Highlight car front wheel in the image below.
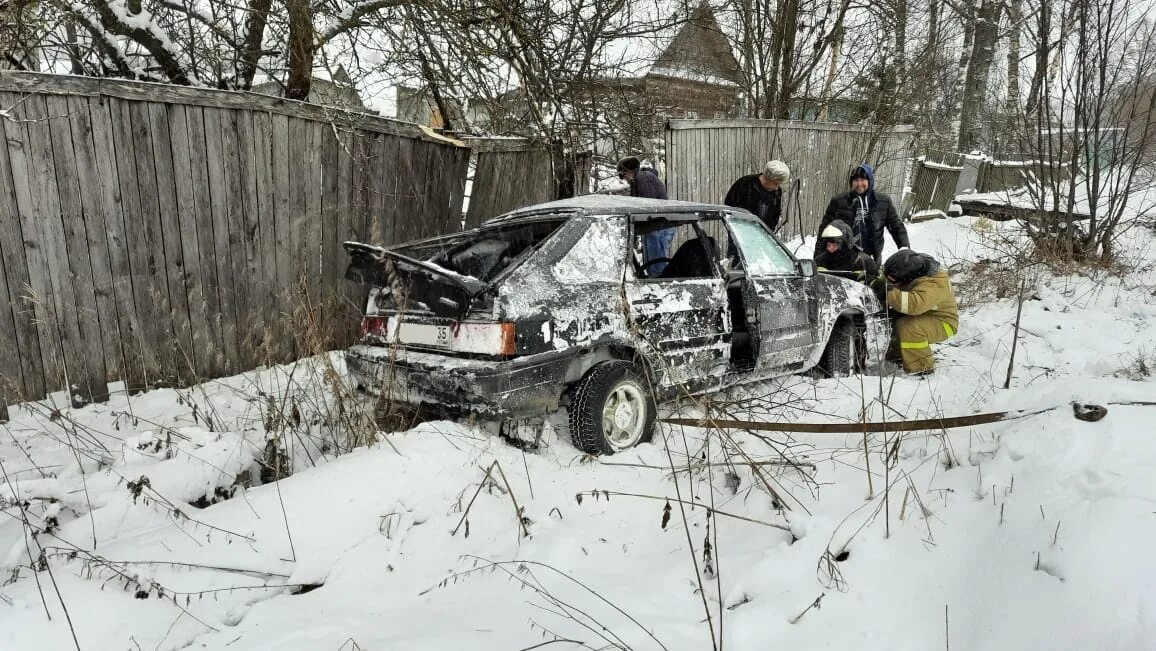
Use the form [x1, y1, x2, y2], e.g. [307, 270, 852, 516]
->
[568, 361, 656, 455]
[817, 318, 861, 377]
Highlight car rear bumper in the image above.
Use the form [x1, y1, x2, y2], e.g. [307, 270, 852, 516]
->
[344, 344, 575, 419]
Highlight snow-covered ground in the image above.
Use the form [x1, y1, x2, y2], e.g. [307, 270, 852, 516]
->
[3, 216, 1156, 650]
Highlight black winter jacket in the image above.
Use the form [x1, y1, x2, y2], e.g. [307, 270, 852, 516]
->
[724, 173, 783, 231]
[815, 219, 880, 282]
[630, 168, 668, 200]
[813, 163, 908, 263]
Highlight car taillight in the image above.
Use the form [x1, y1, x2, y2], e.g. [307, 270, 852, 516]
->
[451, 322, 516, 355]
[496, 323, 516, 356]
[361, 316, 387, 337]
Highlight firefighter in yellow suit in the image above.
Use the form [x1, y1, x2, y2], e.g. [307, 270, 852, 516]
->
[879, 249, 959, 376]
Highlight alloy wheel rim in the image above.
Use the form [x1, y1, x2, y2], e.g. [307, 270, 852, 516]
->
[602, 382, 648, 449]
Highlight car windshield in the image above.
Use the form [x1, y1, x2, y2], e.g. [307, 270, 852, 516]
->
[728, 218, 796, 276]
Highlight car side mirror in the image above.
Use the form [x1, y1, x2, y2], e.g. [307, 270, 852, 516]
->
[725, 268, 746, 283]
[797, 259, 816, 278]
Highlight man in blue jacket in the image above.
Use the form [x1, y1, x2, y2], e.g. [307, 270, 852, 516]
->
[814, 163, 909, 265]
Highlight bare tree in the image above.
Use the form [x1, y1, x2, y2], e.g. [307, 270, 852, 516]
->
[1008, 0, 1156, 261]
[717, 0, 852, 119]
[955, 0, 1002, 151]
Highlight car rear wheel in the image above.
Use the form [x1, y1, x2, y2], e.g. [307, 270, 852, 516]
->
[817, 318, 861, 377]
[568, 361, 656, 455]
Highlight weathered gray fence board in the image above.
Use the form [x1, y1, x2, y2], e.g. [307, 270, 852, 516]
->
[8, 95, 75, 398]
[319, 125, 342, 310]
[0, 108, 45, 404]
[145, 101, 197, 383]
[664, 119, 916, 241]
[0, 96, 46, 402]
[304, 120, 325, 315]
[121, 100, 170, 384]
[416, 141, 440, 240]
[905, 160, 963, 217]
[89, 96, 146, 390]
[45, 94, 109, 402]
[373, 133, 399, 245]
[202, 107, 242, 373]
[220, 110, 252, 364]
[0, 72, 559, 410]
[66, 95, 124, 383]
[466, 148, 554, 227]
[0, 248, 15, 419]
[332, 129, 360, 343]
[234, 110, 263, 360]
[166, 103, 214, 378]
[250, 110, 277, 362]
[182, 106, 225, 376]
[0, 181, 21, 417]
[270, 112, 293, 363]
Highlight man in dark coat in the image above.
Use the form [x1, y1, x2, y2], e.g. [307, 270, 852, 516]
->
[815, 219, 879, 282]
[814, 163, 909, 265]
[617, 156, 673, 273]
[618, 156, 667, 200]
[723, 160, 790, 232]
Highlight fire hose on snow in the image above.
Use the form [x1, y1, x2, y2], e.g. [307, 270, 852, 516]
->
[661, 401, 1156, 434]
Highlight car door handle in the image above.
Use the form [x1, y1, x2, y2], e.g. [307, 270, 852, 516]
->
[631, 298, 661, 306]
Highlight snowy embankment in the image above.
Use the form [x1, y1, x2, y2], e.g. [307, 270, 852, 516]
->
[3, 217, 1156, 650]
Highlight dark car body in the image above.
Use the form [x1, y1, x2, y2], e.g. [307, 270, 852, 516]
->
[344, 195, 889, 420]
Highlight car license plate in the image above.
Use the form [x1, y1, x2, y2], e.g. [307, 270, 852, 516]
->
[392, 321, 453, 349]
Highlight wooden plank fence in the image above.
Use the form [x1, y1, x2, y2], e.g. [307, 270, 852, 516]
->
[463, 138, 557, 227]
[0, 72, 555, 419]
[663, 119, 917, 241]
[904, 158, 964, 218]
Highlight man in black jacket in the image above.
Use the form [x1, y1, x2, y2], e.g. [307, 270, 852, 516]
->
[814, 163, 909, 265]
[723, 160, 790, 232]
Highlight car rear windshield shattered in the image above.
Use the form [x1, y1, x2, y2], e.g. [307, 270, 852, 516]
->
[371, 218, 567, 316]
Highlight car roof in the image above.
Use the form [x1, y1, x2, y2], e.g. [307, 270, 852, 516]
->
[484, 195, 737, 225]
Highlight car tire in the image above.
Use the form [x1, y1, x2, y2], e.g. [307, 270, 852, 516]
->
[817, 318, 860, 377]
[568, 361, 657, 455]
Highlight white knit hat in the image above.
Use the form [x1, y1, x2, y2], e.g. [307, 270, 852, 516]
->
[763, 160, 791, 184]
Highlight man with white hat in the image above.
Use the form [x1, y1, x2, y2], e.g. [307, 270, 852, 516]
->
[723, 160, 791, 232]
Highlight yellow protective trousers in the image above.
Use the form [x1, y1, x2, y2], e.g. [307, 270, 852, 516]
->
[893, 314, 957, 373]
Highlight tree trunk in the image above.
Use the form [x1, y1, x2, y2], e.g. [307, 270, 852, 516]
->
[284, 0, 314, 101]
[956, 0, 1003, 152]
[927, 0, 939, 55]
[773, 0, 799, 118]
[948, 0, 976, 146]
[238, 0, 273, 89]
[1005, 0, 1021, 115]
[1024, 0, 1051, 117]
[66, 21, 84, 74]
[766, 0, 785, 117]
[818, 26, 843, 121]
[891, 0, 908, 122]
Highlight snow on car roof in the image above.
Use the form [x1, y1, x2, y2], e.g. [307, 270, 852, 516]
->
[488, 195, 733, 223]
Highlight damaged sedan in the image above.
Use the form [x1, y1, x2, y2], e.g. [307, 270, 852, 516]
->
[343, 195, 889, 455]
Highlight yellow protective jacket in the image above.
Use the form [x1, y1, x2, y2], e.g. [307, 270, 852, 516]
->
[886, 269, 959, 330]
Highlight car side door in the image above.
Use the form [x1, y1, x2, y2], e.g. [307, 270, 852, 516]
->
[726, 216, 818, 372]
[624, 212, 731, 393]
